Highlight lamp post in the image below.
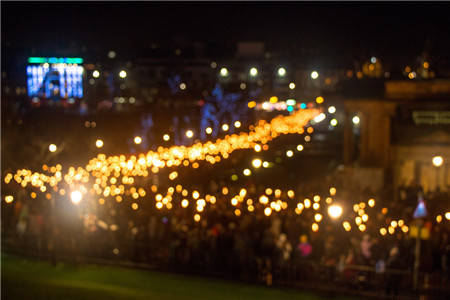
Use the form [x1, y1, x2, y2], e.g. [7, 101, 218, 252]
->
[432, 155, 443, 190]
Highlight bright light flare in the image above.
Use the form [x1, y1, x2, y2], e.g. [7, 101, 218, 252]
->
[328, 204, 343, 219]
[70, 190, 82, 205]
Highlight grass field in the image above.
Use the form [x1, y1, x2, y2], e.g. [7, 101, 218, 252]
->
[2, 253, 357, 300]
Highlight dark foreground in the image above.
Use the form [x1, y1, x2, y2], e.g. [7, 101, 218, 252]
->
[2, 253, 359, 300]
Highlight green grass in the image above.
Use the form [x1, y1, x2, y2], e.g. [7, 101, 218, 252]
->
[2, 253, 356, 300]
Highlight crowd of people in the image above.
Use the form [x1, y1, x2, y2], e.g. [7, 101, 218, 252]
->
[3, 175, 449, 296]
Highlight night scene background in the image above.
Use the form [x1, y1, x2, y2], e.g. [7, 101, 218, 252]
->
[1, 2, 450, 300]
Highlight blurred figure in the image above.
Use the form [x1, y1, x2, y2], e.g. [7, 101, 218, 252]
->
[385, 246, 402, 298]
[297, 234, 312, 258]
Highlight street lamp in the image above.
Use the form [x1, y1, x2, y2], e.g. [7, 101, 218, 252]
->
[252, 158, 262, 168]
[249, 67, 258, 77]
[48, 144, 57, 152]
[92, 70, 100, 78]
[134, 136, 142, 144]
[186, 130, 194, 138]
[220, 67, 228, 77]
[352, 115, 360, 125]
[95, 139, 104, 148]
[311, 71, 319, 79]
[277, 67, 286, 77]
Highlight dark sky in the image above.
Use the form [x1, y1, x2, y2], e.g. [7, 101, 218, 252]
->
[2, 1, 450, 67]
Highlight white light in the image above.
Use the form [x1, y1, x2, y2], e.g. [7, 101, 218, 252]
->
[311, 71, 319, 79]
[371, 57, 377, 63]
[186, 130, 194, 138]
[205, 127, 212, 134]
[220, 67, 228, 77]
[95, 139, 104, 148]
[330, 119, 338, 126]
[70, 190, 82, 205]
[179, 83, 186, 90]
[289, 82, 296, 89]
[134, 136, 142, 144]
[92, 70, 100, 78]
[243, 168, 251, 176]
[240, 83, 246, 90]
[108, 51, 116, 59]
[328, 106, 336, 114]
[432, 156, 444, 167]
[278, 67, 286, 76]
[352, 115, 360, 125]
[48, 144, 57, 152]
[250, 67, 258, 77]
[262, 161, 269, 168]
[119, 70, 127, 78]
[163, 134, 170, 141]
[252, 158, 262, 168]
[314, 113, 326, 123]
[222, 124, 229, 131]
[328, 204, 343, 219]
[297, 144, 304, 151]
[210, 62, 217, 69]
[234, 121, 241, 128]
[286, 150, 294, 157]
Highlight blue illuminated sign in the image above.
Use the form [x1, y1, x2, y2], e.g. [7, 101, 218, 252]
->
[26, 59, 84, 99]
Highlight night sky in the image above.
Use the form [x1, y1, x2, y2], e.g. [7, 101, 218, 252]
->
[2, 2, 450, 67]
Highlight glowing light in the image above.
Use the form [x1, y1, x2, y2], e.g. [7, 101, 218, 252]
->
[328, 106, 336, 114]
[312, 223, 319, 232]
[4, 195, 14, 203]
[391, 220, 398, 228]
[388, 226, 395, 234]
[436, 215, 442, 223]
[259, 195, 269, 204]
[296, 145, 304, 152]
[289, 82, 296, 89]
[352, 116, 360, 125]
[194, 214, 201, 222]
[243, 168, 251, 176]
[192, 191, 200, 199]
[252, 158, 262, 168]
[179, 83, 186, 90]
[119, 70, 127, 78]
[358, 224, 366, 232]
[134, 136, 142, 144]
[286, 150, 294, 157]
[432, 156, 443, 167]
[328, 205, 343, 219]
[222, 124, 229, 131]
[408, 72, 416, 79]
[249, 67, 258, 77]
[368, 199, 375, 207]
[262, 161, 269, 168]
[95, 139, 104, 148]
[247, 101, 256, 108]
[240, 83, 246, 90]
[92, 70, 100, 78]
[380, 228, 387, 236]
[343, 221, 351, 231]
[205, 127, 212, 134]
[254, 144, 262, 152]
[304, 199, 311, 208]
[362, 214, 369, 222]
[370, 57, 377, 64]
[132, 203, 139, 210]
[270, 96, 278, 103]
[163, 134, 170, 141]
[314, 213, 323, 222]
[277, 67, 286, 76]
[401, 226, 409, 233]
[314, 113, 326, 123]
[329, 187, 336, 196]
[315, 96, 324, 104]
[330, 119, 338, 126]
[445, 212, 450, 220]
[185, 130, 194, 138]
[234, 121, 242, 128]
[264, 207, 272, 216]
[70, 190, 82, 205]
[220, 67, 228, 77]
[49, 144, 57, 152]
[311, 71, 319, 79]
